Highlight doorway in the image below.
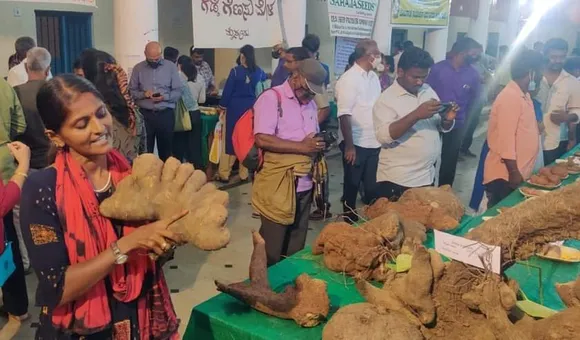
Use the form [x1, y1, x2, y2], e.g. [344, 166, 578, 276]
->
[35, 11, 93, 75]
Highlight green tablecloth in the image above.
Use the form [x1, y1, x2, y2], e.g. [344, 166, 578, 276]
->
[201, 114, 219, 168]
[185, 146, 580, 339]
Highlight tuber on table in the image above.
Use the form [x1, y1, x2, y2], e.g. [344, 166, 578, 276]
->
[364, 185, 464, 231]
[556, 276, 580, 308]
[322, 303, 424, 340]
[99, 154, 230, 251]
[215, 231, 329, 327]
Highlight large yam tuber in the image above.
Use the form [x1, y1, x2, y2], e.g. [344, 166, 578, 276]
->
[466, 181, 580, 261]
[322, 303, 424, 340]
[556, 276, 580, 307]
[215, 231, 329, 327]
[100, 154, 230, 250]
[364, 186, 464, 231]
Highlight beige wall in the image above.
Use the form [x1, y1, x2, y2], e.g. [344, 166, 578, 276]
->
[0, 0, 114, 77]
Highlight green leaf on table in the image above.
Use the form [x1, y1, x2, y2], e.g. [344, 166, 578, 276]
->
[396, 254, 413, 272]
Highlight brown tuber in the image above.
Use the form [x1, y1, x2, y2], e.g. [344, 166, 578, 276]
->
[556, 276, 580, 308]
[99, 154, 230, 250]
[216, 231, 329, 327]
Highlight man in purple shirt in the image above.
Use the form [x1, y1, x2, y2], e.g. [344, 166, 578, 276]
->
[253, 59, 327, 265]
[426, 37, 482, 186]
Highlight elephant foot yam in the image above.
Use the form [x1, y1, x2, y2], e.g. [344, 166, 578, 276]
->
[322, 303, 424, 340]
[364, 197, 392, 219]
[398, 186, 464, 222]
[556, 277, 580, 308]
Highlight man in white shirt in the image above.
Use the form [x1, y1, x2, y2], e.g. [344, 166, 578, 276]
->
[336, 39, 382, 223]
[373, 47, 455, 200]
[536, 38, 580, 165]
[7, 37, 52, 87]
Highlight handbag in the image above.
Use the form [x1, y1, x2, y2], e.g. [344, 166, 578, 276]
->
[174, 99, 192, 132]
[209, 121, 222, 164]
[0, 241, 15, 287]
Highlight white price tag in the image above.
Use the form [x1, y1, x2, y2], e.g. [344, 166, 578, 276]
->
[434, 230, 502, 274]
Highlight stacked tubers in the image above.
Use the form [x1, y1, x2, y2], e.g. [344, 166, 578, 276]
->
[100, 154, 230, 251]
[216, 231, 329, 327]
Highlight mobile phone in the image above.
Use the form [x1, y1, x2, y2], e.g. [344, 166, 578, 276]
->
[152, 92, 161, 98]
[437, 102, 452, 115]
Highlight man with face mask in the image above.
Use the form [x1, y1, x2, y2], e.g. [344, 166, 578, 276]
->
[335, 39, 382, 222]
[536, 38, 580, 165]
[129, 41, 182, 161]
[426, 37, 482, 187]
[484, 50, 543, 207]
[252, 59, 327, 266]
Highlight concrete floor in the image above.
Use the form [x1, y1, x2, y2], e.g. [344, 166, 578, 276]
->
[7, 114, 488, 339]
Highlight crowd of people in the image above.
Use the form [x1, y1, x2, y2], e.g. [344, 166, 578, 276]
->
[0, 30, 579, 338]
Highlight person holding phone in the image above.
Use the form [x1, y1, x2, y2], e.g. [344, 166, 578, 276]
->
[373, 47, 455, 200]
[20, 75, 184, 339]
[129, 42, 182, 161]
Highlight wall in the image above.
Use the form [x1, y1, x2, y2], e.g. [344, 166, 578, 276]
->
[0, 0, 114, 76]
[306, 0, 334, 79]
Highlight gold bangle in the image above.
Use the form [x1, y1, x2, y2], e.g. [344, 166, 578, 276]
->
[14, 172, 28, 178]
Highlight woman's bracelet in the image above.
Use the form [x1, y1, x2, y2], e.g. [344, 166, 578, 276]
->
[14, 171, 28, 178]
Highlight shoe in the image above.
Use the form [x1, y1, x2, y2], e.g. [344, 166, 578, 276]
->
[461, 149, 477, 158]
[251, 211, 261, 219]
[217, 177, 230, 184]
[309, 209, 333, 221]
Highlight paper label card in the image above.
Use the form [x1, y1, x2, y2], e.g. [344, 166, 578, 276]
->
[434, 230, 501, 274]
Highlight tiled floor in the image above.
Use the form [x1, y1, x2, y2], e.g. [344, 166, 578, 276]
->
[5, 113, 488, 339]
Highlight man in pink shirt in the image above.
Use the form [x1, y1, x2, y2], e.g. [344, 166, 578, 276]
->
[484, 50, 544, 207]
[253, 59, 327, 265]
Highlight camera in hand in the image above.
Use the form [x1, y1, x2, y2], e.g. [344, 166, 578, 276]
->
[315, 130, 338, 152]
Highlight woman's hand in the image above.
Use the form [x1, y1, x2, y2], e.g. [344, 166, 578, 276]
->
[118, 211, 188, 255]
[8, 142, 30, 169]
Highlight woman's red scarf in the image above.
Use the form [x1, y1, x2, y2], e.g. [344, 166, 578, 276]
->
[52, 149, 179, 339]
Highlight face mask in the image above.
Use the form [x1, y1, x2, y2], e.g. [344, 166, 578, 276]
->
[272, 50, 280, 59]
[371, 56, 383, 71]
[528, 80, 537, 92]
[147, 59, 160, 69]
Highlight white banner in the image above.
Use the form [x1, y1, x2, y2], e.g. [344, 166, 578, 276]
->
[334, 37, 359, 76]
[0, 0, 96, 6]
[327, 0, 379, 39]
[192, 0, 283, 48]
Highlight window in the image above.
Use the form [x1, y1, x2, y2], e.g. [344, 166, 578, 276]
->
[35, 11, 93, 75]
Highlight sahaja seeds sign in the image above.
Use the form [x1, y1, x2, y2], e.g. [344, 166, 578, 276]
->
[327, 0, 380, 39]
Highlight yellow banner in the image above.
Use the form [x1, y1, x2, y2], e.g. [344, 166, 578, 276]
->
[392, 0, 450, 27]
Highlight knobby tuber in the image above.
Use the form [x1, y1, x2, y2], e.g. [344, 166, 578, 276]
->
[215, 231, 329, 327]
[556, 276, 580, 308]
[322, 303, 424, 340]
[364, 185, 464, 231]
[100, 154, 230, 250]
[465, 181, 580, 261]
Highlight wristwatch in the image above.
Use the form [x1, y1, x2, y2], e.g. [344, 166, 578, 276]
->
[111, 241, 128, 265]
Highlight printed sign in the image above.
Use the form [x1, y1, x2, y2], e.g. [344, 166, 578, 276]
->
[0, 0, 96, 5]
[192, 0, 283, 48]
[434, 230, 502, 274]
[334, 37, 359, 76]
[392, 0, 450, 27]
[327, 0, 379, 39]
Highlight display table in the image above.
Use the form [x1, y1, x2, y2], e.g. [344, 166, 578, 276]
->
[184, 147, 580, 339]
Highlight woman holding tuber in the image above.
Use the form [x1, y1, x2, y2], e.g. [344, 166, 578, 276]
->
[19, 74, 185, 339]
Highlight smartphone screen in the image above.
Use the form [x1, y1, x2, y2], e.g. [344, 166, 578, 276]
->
[437, 103, 452, 115]
[152, 92, 161, 98]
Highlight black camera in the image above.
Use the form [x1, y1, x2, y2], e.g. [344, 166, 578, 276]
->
[315, 130, 338, 152]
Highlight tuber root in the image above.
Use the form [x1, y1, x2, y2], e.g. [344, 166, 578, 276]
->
[322, 303, 424, 340]
[215, 231, 329, 327]
[100, 154, 230, 250]
[556, 276, 580, 308]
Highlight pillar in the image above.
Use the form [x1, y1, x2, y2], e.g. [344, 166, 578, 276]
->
[425, 28, 449, 62]
[280, 0, 307, 48]
[114, 0, 158, 75]
[372, 0, 393, 54]
[468, 0, 491, 50]
[500, 0, 521, 46]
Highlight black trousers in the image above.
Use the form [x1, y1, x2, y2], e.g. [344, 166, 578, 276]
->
[485, 179, 514, 209]
[376, 181, 412, 201]
[439, 127, 465, 187]
[2, 211, 28, 316]
[141, 108, 175, 161]
[340, 143, 380, 222]
[543, 141, 568, 166]
[259, 190, 312, 266]
[172, 110, 203, 169]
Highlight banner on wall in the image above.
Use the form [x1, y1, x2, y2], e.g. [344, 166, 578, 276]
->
[192, 0, 282, 48]
[0, 0, 96, 5]
[391, 0, 450, 27]
[327, 0, 379, 39]
[334, 37, 359, 76]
